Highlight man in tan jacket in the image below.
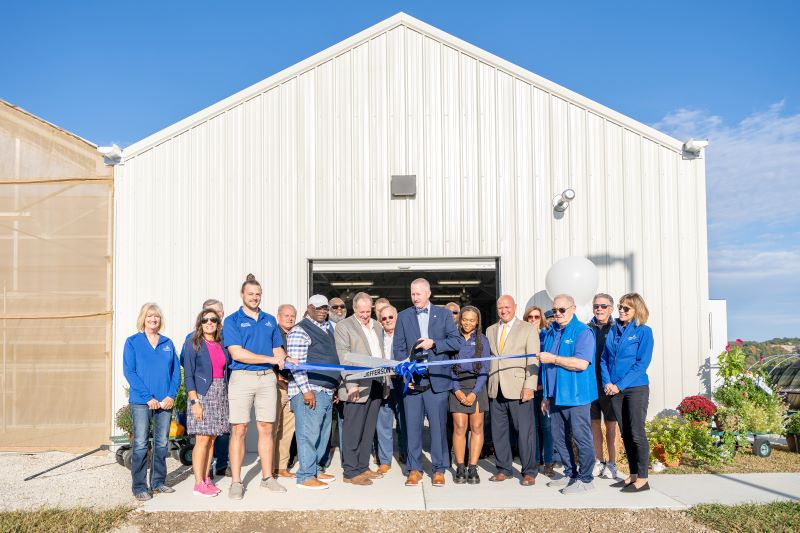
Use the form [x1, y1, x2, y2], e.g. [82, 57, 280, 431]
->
[486, 294, 540, 486]
[334, 292, 388, 486]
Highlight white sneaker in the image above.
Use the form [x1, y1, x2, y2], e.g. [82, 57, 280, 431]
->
[602, 462, 619, 480]
[592, 460, 606, 477]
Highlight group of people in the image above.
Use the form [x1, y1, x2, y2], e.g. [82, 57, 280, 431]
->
[122, 274, 654, 501]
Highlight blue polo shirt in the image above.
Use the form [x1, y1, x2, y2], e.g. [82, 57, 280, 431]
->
[223, 306, 283, 371]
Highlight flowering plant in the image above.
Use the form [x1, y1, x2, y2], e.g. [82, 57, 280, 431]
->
[677, 395, 717, 422]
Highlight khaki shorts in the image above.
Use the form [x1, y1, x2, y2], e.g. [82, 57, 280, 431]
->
[228, 370, 278, 424]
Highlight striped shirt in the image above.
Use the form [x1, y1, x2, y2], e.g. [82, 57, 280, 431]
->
[287, 318, 334, 399]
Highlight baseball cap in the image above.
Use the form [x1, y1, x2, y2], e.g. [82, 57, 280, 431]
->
[308, 294, 329, 308]
[544, 309, 554, 319]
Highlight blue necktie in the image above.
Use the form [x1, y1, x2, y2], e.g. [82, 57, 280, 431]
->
[415, 307, 428, 315]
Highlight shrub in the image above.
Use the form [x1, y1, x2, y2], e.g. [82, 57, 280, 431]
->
[784, 412, 800, 436]
[114, 404, 133, 435]
[646, 416, 691, 465]
[678, 395, 717, 422]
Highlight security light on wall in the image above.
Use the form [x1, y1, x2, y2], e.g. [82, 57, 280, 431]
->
[683, 138, 709, 155]
[552, 188, 576, 212]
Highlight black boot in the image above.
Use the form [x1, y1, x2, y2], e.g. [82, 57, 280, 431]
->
[454, 464, 467, 484]
[467, 464, 480, 484]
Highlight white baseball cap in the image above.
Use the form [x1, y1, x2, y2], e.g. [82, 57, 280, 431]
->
[308, 294, 329, 308]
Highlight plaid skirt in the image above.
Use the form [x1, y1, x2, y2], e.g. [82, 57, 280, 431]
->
[188, 379, 230, 436]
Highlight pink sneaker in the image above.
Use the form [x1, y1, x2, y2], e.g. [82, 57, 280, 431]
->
[205, 477, 221, 494]
[193, 481, 218, 497]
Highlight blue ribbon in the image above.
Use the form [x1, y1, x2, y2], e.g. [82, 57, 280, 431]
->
[284, 352, 538, 394]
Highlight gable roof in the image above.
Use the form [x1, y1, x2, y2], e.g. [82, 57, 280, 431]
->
[122, 12, 683, 160]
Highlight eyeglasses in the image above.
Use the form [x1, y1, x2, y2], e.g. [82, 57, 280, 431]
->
[526, 314, 541, 321]
[451, 311, 459, 315]
[201, 317, 220, 324]
[380, 315, 395, 322]
[551, 307, 572, 315]
[593, 304, 611, 310]
[618, 304, 632, 313]
[330, 305, 345, 310]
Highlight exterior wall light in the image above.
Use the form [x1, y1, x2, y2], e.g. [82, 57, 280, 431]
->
[552, 188, 576, 212]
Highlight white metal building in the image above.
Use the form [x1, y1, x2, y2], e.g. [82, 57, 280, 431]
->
[113, 13, 713, 420]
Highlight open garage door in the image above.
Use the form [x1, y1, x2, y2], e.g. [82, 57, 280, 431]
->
[310, 258, 500, 325]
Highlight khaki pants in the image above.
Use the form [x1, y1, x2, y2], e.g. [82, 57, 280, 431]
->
[273, 382, 296, 471]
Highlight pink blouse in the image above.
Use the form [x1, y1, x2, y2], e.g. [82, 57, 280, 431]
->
[205, 340, 226, 379]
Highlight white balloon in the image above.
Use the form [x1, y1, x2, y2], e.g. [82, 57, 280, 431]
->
[545, 256, 599, 305]
[574, 302, 594, 323]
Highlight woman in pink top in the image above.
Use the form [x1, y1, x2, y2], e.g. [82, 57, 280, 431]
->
[182, 308, 231, 497]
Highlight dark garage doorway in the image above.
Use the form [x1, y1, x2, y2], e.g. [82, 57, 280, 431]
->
[310, 258, 500, 327]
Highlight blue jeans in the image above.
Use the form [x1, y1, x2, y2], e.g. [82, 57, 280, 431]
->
[291, 391, 333, 483]
[130, 404, 172, 494]
[550, 402, 594, 483]
[373, 385, 407, 464]
[534, 393, 554, 464]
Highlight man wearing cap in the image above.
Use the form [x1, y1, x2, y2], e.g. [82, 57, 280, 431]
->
[334, 292, 388, 485]
[393, 278, 462, 487]
[287, 295, 341, 490]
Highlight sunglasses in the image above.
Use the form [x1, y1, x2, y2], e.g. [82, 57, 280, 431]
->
[451, 311, 459, 315]
[527, 314, 541, 320]
[593, 304, 611, 310]
[201, 316, 220, 324]
[313, 305, 329, 311]
[330, 305, 345, 310]
[380, 315, 395, 321]
[551, 307, 572, 315]
[618, 304, 632, 313]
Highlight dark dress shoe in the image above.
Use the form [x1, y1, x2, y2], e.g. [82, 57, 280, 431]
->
[520, 474, 536, 486]
[467, 465, 480, 484]
[454, 465, 467, 484]
[610, 480, 631, 488]
[489, 472, 510, 482]
[621, 481, 650, 492]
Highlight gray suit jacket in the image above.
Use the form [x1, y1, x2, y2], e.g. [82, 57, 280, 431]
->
[486, 318, 540, 399]
[334, 314, 389, 403]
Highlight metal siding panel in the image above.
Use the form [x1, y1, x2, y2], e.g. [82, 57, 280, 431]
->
[278, 79, 299, 310]
[368, 35, 389, 256]
[496, 71, 516, 294]
[640, 138, 665, 415]
[405, 29, 425, 257]
[531, 87, 552, 307]
[477, 61, 497, 257]
[352, 42, 372, 256]
[298, 69, 316, 296]
[568, 104, 589, 260]
[387, 26, 408, 256]
[459, 54, 479, 256]
[604, 121, 626, 295]
[550, 97, 570, 262]
[586, 112, 608, 290]
[623, 129, 643, 292]
[659, 147, 683, 411]
[514, 79, 535, 303]
[315, 61, 335, 255]
[441, 44, 462, 256]
[334, 51, 353, 257]
[422, 35, 444, 257]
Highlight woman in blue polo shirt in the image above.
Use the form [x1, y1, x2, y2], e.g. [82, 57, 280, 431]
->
[122, 303, 181, 501]
[601, 292, 654, 493]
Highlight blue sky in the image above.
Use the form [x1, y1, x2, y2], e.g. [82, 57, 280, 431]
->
[3, 1, 798, 341]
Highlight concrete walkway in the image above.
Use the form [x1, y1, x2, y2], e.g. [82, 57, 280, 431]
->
[143, 451, 800, 512]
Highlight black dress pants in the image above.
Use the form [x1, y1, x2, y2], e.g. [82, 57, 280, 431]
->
[490, 389, 537, 477]
[342, 381, 382, 479]
[610, 385, 650, 478]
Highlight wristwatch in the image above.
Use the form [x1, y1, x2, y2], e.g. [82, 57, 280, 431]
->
[190, 399, 201, 406]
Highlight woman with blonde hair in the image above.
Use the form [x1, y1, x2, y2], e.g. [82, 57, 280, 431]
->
[123, 303, 181, 501]
[601, 293, 654, 493]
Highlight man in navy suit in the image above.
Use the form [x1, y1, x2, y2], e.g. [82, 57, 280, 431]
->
[393, 278, 462, 487]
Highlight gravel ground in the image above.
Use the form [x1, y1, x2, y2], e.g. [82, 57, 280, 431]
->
[123, 509, 713, 533]
[0, 451, 185, 511]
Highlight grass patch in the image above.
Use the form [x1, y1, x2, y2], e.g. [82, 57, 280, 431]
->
[688, 501, 800, 532]
[0, 506, 131, 533]
[656, 445, 800, 475]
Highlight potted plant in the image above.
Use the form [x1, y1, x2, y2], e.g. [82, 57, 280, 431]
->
[677, 395, 717, 427]
[115, 404, 133, 439]
[646, 416, 691, 467]
[785, 413, 800, 453]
